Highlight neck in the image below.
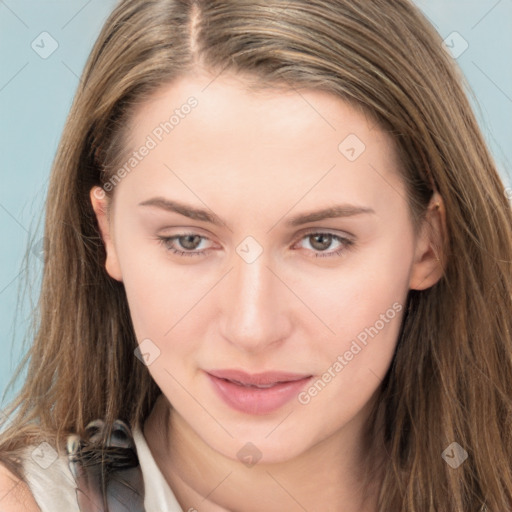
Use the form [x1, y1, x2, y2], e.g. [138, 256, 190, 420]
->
[144, 394, 384, 512]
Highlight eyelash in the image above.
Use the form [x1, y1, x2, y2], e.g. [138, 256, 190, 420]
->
[156, 230, 354, 259]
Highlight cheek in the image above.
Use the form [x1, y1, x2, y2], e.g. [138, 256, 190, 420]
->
[293, 230, 413, 391]
[294, 234, 413, 413]
[117, 246, 207, 393]
[114, 238, 201, 343]
[298, 230, 412, 336]
[294, 300, 405, 432]
[111, 186, 229, 340]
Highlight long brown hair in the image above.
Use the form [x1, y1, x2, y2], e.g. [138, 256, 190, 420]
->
[1, 0, 512, 510]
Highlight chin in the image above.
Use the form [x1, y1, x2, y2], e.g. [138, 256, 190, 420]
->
[203, 425, 317, 466]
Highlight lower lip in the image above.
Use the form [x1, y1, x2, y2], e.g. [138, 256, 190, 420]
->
[206, 373, 313, 415]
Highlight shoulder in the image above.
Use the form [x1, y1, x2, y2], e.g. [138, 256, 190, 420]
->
[1, 442, 80, 512]
[17, 442, 80, 512]
[0, 462, 41, 511]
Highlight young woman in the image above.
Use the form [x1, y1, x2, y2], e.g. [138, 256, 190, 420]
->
[1, 0, 511, 510]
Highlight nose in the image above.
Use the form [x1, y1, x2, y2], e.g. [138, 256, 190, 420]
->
[220, 248, 293, 353]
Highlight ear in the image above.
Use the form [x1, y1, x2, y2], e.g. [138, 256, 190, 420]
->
[408, 191, 447, 290]
[89, 187, 123, 282]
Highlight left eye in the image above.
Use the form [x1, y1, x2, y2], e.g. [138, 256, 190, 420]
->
[157, 231, 354, 258]
[295, 232, 354, 258]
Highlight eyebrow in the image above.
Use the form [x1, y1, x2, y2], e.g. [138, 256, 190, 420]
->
[138, 197, 375, 229]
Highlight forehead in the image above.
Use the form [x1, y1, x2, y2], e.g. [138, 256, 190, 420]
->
[128, 71, 379, 146]
[115, 71, 406, 221]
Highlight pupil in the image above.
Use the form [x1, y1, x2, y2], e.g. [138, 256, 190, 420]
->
[310, 234, 332, 251]
[180, 235, 201, 250]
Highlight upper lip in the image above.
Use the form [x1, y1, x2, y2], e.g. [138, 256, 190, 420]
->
[206, 369, 312, 386]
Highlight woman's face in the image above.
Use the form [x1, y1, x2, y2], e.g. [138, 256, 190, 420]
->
[91, 70, 442, 464]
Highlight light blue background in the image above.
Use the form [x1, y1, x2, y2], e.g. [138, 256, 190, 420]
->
[1, 1, 511, 409]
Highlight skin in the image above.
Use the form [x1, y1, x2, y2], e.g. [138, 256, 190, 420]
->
[0, 464, 41, 511]
[90, 69, 445, 512]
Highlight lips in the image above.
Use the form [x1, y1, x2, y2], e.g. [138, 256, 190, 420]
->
[208, 369, 310, 386]
[205, 369, 313, 415]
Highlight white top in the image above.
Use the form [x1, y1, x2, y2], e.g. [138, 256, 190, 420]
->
[20, 426, 184, 512]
